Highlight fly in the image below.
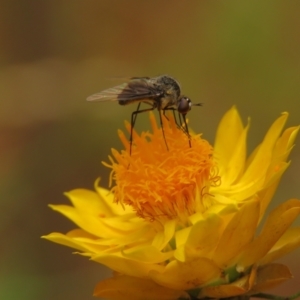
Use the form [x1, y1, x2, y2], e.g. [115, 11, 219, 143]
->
[86, 75, 202, 154]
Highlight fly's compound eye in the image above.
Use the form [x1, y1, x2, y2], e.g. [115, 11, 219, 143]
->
[178, 96, 192, 114]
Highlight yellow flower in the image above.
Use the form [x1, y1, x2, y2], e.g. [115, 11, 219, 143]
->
[43, 107, 300, 300]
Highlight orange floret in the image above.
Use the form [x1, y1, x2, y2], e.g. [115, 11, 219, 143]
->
[104, 112, 220, 222]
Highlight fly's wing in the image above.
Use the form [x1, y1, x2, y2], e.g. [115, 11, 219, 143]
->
[86, 83, 128, 102]
[86, 78, 162, 103]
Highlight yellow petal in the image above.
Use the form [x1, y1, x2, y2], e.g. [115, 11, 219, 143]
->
[213, 200, 260, 267]
[94, 275, 189, 300]
[66, 188, 114, 217]
[49, 200, 150, 240]
[91, 254, 164, 278]
[151, 220, 176, 250]
[149, 258, 221, 291]
[204, 201, 238, 216]
[43, 229, 141, 255]
[239, 199, 300, 268]
[42, 232, 95, 253]
[241, 112, 288, 185]
[94, 178, 137, 216]
[122, 245, 174, 264]
[251, 263, 292, 292]
[174, 227, 193, 262]
[213, 114, 294, 202]
[214, 106, 244, 174]
[258, 125, 299, 218]
[183, 214, 223, 260]
[273, 126, 300, 162]
[222, 121, 249, 186]
[260, 227, 300, 265]
[213, 179, 264, 203]
[258, 161, 290, 220]
[200, 273, 250, 298]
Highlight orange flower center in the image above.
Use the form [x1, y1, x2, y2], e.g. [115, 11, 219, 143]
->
[104, 112, 219, 222]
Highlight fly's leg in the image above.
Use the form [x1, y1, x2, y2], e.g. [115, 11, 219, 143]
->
[131, 102, 141, 130]
[130, 103, 156, 155]
[163, 108, 191, 148]
[162, 107, 182, 130]
[158, 109, 169, 151]
[176, 111, 191, 146]
[181, 113, 191, 147]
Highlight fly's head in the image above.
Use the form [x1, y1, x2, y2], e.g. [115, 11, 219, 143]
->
[177, 96, 202, 115]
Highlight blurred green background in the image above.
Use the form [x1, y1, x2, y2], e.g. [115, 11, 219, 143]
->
[1, 1, 299, 299]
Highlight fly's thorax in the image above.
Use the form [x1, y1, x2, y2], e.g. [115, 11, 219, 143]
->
[155, 75, 181, 97]
[152, 75, 181, 109]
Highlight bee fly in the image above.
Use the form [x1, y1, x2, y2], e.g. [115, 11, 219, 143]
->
[86, 75, 202, 154]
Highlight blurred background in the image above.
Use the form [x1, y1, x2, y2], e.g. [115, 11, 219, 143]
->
[1, 1, 299, 299]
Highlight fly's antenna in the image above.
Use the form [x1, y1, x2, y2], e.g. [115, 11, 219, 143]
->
[192, 103, 202, 107]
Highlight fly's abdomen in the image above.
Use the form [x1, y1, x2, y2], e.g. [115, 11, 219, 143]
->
[118, 99, 130, 105]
